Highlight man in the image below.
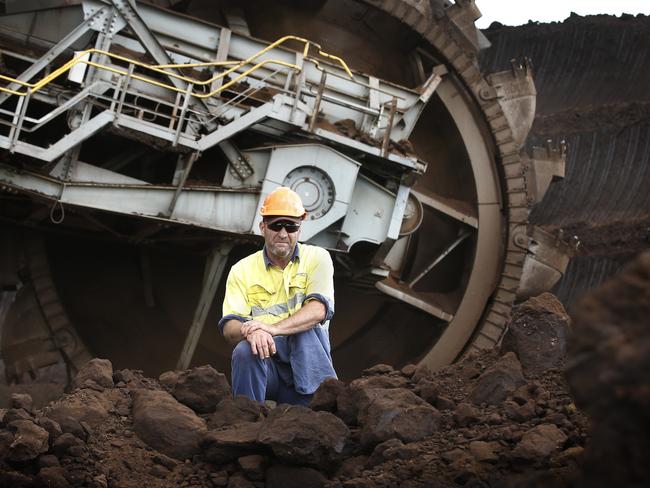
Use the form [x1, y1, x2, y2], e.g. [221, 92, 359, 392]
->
[218, 186, 337, 405]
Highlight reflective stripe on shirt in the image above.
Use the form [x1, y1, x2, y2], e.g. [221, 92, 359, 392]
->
[251, 292, 305, 318]
[218, 243, 337, 393]
[220, 243, 334, 329]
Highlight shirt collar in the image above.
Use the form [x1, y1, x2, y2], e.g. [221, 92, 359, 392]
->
[263, 243, 300, 268]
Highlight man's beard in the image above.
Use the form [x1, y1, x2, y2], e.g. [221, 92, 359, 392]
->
[270, 242, 292, 258]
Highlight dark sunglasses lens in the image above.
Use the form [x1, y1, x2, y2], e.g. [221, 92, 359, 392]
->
[268, 221, 300, 233]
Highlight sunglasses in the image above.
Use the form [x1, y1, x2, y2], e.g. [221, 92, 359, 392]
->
[266, 220, 301, 233]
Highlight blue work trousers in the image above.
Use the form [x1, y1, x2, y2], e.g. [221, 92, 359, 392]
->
[231, 339, 312, 406]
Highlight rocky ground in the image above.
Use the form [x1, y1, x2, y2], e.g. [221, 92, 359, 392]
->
[1, 253, 648, 488]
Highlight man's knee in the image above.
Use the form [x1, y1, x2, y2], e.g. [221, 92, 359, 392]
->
[232, 340, 260, 367]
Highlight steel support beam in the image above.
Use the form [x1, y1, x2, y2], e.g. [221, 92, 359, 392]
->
[196, 101, 276, 151]
[0, 110, 114, 162]
[167, 151, 199, 217]
[219, 140, 253, 180]
[176, 242, 234, 370]
[0, 6, 106, 106]
[0, 162, 259, 232]
[411, 188, 478, 228]
[409, 231, 471, 287]
[109, 0, 213, 125]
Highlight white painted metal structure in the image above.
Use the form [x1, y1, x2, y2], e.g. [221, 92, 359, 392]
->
[0, 0, 571, 380]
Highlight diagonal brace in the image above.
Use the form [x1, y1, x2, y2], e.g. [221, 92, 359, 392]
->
[109, 0, 213, 126]
[167, 151, 200, 217]
[409, 230, 471, 287]
[0, 6, 107, 106]
[177, 242, 234, 370]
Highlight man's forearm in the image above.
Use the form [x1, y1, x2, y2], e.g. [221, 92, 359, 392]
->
[272, 300, 326, 336]
[223, 319, 245, 345]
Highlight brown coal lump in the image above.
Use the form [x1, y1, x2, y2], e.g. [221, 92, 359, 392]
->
[502, 293, 571, 374]
[566, 252, 650, 487]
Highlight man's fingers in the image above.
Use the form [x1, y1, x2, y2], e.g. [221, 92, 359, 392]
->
[245, 330, 275, 358]
[257, 334, 269, 359]
[249, 337, 259, 356]
[260, 341, 270, 359]
[243, 324, 262, 337]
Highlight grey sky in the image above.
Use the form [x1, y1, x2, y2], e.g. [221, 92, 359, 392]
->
[475, 0, 650, 28]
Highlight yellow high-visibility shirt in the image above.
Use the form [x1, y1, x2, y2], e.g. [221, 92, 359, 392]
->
[220, 243, 334, 328]
[218, 243, 336, 394]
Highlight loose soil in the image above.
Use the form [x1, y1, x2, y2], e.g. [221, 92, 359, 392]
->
[2, 253, 649, 488]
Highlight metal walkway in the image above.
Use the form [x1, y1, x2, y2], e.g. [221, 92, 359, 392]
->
[0, 1, 439, 171]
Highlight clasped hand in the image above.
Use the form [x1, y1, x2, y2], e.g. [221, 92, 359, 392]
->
[241, 320, 277, 359]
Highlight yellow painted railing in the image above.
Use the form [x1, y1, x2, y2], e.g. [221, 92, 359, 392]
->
[0, 35, 354, 99]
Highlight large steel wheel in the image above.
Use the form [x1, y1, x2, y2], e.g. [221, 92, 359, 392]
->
[198, 0, 523, 375]
[1, 0, 529, 382]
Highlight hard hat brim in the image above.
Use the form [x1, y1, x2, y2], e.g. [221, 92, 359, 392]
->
[263, 215, 304, 223]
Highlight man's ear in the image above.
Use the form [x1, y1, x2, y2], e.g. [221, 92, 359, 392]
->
[259, 220, 264, 233]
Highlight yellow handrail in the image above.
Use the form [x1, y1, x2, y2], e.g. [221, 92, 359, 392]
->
[152, 35, 354, 78]
[0, 49, 289, 96]
[0, 35, 354, 98]
[83, 58, 300, 99]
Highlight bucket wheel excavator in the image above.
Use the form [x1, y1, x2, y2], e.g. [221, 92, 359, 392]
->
[0, 0, 571, 386]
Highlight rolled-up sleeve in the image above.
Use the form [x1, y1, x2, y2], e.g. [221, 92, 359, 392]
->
[303, 248, 335, 323]
[218, 266, 250, 333]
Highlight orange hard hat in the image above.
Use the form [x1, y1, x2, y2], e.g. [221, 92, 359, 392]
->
[259, 186, 306, 218]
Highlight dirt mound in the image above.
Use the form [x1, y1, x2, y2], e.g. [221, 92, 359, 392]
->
[0, 292, 593, 488]
[6, 258, 647, 487]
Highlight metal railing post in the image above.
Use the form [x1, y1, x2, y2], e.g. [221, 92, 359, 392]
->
[113, 63, 134, 127]
[170, 91, 183, 129]
[289, 52, 305, 123]
[173, 83, 194, 147]
[381, 96, 397, 158]
[8, 89, 31, 153]
[308, 70, 327, 132]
